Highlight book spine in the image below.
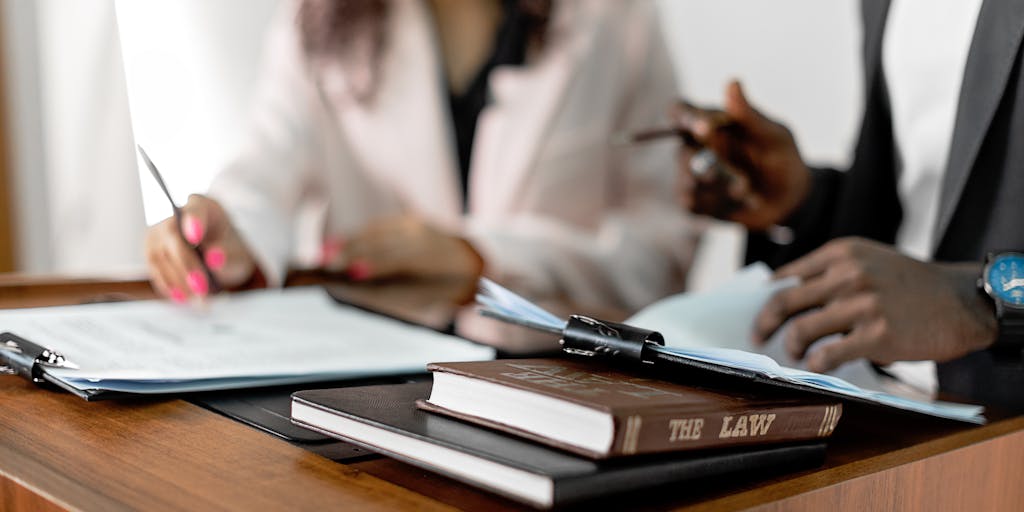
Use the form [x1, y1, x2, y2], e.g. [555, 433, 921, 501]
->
[610, 403, 842, 456]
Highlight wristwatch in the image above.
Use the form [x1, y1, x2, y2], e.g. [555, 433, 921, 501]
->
[980, 252, 1024, 358]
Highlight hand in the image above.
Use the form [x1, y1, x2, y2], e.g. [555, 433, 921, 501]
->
[323, 215, 484, 282]
[752, 237, 997, 373]
[145, 195, 257, 302]
[674, 81, 812, 231]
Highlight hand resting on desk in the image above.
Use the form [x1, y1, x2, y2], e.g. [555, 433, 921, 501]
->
[320, 214, 485, 284]
[145, 196, 486, 303]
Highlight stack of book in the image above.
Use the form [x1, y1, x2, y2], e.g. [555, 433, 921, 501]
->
[291, 358, 840, 509]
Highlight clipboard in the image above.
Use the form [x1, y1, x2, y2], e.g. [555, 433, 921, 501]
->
[0, 333, 112, 400]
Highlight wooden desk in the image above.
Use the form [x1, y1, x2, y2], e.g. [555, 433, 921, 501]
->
[1, 277, 1023, 511]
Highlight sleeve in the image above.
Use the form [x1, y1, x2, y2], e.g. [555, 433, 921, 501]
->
[746, 166, 845, 268]
[463, 1, 700, 316]
[206, 1, 325, 287]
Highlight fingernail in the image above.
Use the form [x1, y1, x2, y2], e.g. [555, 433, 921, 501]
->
[170, 288, 187, 304]
[187, 270, 209, 297]
[183, 216, 204, 245]
[347, 260, 372, 281]
[205, 247, 226, 270]
[320, 238, 345, 265]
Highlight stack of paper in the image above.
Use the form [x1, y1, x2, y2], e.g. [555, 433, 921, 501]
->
[0, 287, 495, 395]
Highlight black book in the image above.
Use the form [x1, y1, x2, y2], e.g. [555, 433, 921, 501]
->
[291, 382, 826, 509]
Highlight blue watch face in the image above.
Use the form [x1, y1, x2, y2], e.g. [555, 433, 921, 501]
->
[987, 254, 1024, 306]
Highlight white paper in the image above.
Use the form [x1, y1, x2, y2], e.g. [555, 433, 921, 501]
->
[628, 264, 881, 391]
[0, 287, 495, 393]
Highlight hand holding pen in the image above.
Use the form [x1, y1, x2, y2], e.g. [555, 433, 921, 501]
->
[627, 81, 814, 232]
[140, 147, 258, 303]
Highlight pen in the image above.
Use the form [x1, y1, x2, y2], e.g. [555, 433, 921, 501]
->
[613, 122, 738, 180]
[137, 145, 222, 295]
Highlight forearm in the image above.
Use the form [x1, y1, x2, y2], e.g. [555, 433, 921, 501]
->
[464, 209, 698, 314]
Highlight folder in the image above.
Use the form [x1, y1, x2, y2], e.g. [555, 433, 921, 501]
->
[475, 278, 986, 424]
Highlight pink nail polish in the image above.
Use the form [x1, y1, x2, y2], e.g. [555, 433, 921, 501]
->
[170, 288, 187, 304]
[186, 270, 209, 297]
[347, 260, 372, 281]
[183, 216, 204, 245]
[205, 247, 226, 270]
[320, 238, 345, 265]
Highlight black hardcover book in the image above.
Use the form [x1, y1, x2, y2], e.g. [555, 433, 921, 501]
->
[291, 382, 826, 509]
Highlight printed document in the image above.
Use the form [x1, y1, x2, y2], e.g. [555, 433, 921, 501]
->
[0, 287, 494, 394]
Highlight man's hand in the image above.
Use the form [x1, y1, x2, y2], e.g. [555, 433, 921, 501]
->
[753, 237, 998, 373]
[324, 215, 484, 282]
[675, 81, 812, 231]
[145, 195, 257, 302]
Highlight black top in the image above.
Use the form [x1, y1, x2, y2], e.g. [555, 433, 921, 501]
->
[446, 0, 531, 204]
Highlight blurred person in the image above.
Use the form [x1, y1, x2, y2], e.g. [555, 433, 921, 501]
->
[144, 0, 697, 350]
[675, 0, 1024, 408]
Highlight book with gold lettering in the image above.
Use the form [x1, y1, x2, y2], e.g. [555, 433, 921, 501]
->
[418, 358, 841, 459]
[292, 381, 827, 509]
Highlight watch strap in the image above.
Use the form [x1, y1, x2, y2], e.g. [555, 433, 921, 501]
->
[992, 303, 1024, 357]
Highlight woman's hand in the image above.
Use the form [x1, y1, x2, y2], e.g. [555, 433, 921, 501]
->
[753, 237, 997, 373]
[323, 215, 484, 282]
[145, 195, 257, 302]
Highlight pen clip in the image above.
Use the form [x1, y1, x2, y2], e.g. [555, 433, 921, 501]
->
[0, 333, 78, 384]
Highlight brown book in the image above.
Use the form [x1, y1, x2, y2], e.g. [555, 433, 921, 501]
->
[419, 359, 841, 459]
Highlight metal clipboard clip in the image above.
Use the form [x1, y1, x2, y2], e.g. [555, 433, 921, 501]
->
[560, 315, 665, 365]
[0, 334, 79, 384]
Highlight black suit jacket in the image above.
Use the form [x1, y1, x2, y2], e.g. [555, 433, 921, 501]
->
[747, 0, 1024, 410]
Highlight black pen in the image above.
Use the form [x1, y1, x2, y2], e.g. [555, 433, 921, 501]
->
[137, 145, 222, 294]
[613, 123, 738, 181]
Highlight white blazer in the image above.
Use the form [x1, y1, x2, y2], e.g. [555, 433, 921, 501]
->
[209, 0, 699, 349]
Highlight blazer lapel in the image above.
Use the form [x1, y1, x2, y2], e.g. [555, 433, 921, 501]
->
[467, 2, 585, 215]
[933, 0, 1024, 251]
[334, 0, 463, 228]
[861, 0, 891, 100]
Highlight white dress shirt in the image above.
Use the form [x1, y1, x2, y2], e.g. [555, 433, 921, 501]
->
[882, 0, 984, 393]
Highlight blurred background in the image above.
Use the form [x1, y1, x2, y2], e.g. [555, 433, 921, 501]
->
[0, 0, 861, 289]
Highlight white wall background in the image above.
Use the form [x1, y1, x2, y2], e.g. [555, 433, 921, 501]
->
[2, 0, 144, 275]
[115, 0, 280, 225]
[1, 0, 863, 284]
